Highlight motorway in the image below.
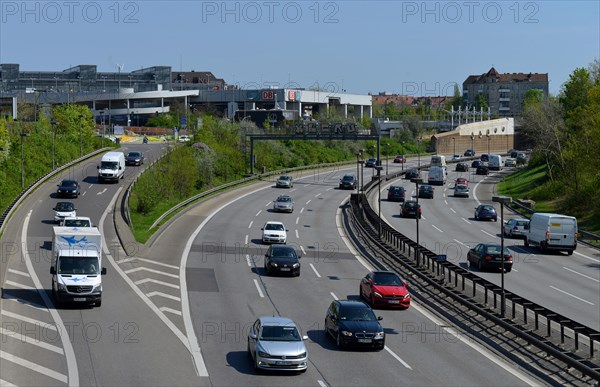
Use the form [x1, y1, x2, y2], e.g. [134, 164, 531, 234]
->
[1, 146, 596, 385]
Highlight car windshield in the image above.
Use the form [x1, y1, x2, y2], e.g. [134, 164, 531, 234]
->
[481, 206, 494, 211]
[404, 202, 418, 208]
[340, 307, 377, 321]
[278, 176, 291, 181]
[342, 176, 355, 182]
[516, 221, 529, 227]
[127, 152, 140, 157]
[373, 273, 403, 286]
[56, 202, 74, 211]
[58, 257, 99, 275]
[100, 161, 118, 169]
[259, 325, 301, 341]
[60, 180, 77, 187]
[485, 245, 510, 255]
[63, 219, 91, 227]
[420, 186, 432, 191]
[389, 186, 403, 192]
[271, 248, 297, 258]
[265, 223, 284, 231]
[277, 197, 291, 203]
[456, 185, 468, 190]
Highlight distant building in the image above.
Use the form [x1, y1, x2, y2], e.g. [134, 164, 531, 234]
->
[462, 67, 548, 118]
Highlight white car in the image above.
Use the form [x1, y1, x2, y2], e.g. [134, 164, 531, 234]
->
[261, 221, 287, 244]
[178, 135, 191, 142]
[60, 216, 93, 227]
[53, 202, 76, 224]
[452, 154, 462, 160]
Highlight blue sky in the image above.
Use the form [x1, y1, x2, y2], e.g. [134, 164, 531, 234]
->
[1, 1, 598, 96]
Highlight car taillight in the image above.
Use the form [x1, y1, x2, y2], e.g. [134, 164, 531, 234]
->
[506, 255, 513, 261]
[545, 231, 550, 241]
[484, 255, 493, 261]
[513, 226, 518, 230]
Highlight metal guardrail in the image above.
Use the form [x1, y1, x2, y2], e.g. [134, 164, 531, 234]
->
[0, 148, 111, 235]
[354, 172, 600, 381]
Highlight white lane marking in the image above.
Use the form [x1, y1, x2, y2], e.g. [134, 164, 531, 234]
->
[310, 264, 321, 278]
[0, 351, 68, 383]
[118, 257, 179, 270]
[481, 229, 496, 238]
[295, 230, 299, 239]
[300, 208, 305, 214]
[315, 193, 321, 198]
[317, 380, 327, 387]
[306, 200, 311, 205]
[248, 221, 253, 229]
[431, 225, 443, 233]
[254, 279, 265, 298]
[7, 268, 30, 277]
[462, 218, 472, 225]
[443, 194, 446, 198]
[246, 254, 252, 267]
[453, 239, 468, 247]
[326, 187, 333, 191]
[421, 215, 426, 221]
[444, 199, 448, 204]
[574, 251, 600, 263]
[330, 292, 338, 300]
[124, 267, 179, 278]
[384, 346, 412, 370]
[0, 327, 64, 354]
[296, 217, 300, 225]
[147, 291, 181, 302]
[300, 246, 306, 256]
[264, 201, 270, 207]
[512, 269, 519, 273]
[4, 280, 35, 290]
[256, 210, 262, 216]
[134, 278, 180, 289]
[245, 235, 249, 245]
[563, 267, 599, 283]
[96, 188, 107, 195]
[450, 208, 456, 214]
[549, 286, 594, 305]
[1, 311, 57, 331]
[21, 211, 79, 385]
[159, 307, 183, 316]
[0, 378, 17, 387]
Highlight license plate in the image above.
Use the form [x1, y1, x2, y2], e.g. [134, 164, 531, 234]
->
[357, 338, 372, 343]
[280, 268, 291, 271]
[388, 300, 400, 304]
[73, 297, 86, 302]
[276, 361, 291, 365]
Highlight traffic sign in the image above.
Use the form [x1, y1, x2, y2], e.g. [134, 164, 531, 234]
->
[181, 115, 187, 128]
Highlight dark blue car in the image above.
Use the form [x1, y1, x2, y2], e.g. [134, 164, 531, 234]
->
[56, 179, 80, 198]
[474, 204, 497, 221]
[325, 300, 385, 350]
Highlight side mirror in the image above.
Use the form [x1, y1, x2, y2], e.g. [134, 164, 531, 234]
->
[377, 316, 383, 321]
[50, 266, 56, 275]
[249, 333, 257, 340]
[265, 254, 268, 258]
[101, 267, 107, 275]
[302, 335, 309, 340]
[57, 184, 60, 187]
[404, 281, 409, 287]
[96, 165, 99, 169]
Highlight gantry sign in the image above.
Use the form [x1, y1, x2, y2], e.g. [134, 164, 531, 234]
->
[246, 122, 381, 174]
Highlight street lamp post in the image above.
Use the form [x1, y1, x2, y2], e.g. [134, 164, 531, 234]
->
[50, 120, 57, 169]
[355, 150, 362, 195]
[385, 143, 389, 175]
[470, 134, 475, 154]
[79, 115, 84, 157]
[411, 177, 423, 266]
[375, 165, 384, 238]
[486, 132, 491, 156]
[452, 137, 456, 156]
[401, 141, 405, 172]
[492, 195, 512, 317]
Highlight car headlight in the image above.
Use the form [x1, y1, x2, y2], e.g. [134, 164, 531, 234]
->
[292, 263, 300, 268]
[92, 283, 102, 292]
[57, 283, 67, 291]
[341, 330, 353, 337]
[375, 331, 385, 339]
[373, 291, 383, 298]
[403, 293, 411, 299]
[271, 263, 278, 267]
[257, 351, 270, 358]
[298, 352, 307, 358]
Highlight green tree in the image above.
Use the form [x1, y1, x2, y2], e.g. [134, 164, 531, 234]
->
[523, 89, 544, 109]
[475, 93, 488, 111]
[146, 113, 178, 128]
[559, 67, 593, 117]
[452, 83, 462, 110]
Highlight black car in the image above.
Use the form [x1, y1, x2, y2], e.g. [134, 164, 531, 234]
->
[418, 184, 434, 199]
[264, 245, 301, 276]
[455, 162, 469, 172]
[471, 160, 483, 168]
[339, 174, 357, 190]
[476, 165, 489, 175]
[125, 151, 144, 166]
[480, 154, 489, 162]
[56, 179, 80, 198]
[404, 168, 420, 180]
[467, 243, 513, 272]
[464, 149, 475, 157]
[400, 200, 421, 218]
[474, 204, 497, 221]
[324, 300, 385, 350]
[387, 185, 405, 202]
[510, 150, 518, 158]
[365, 158, 378, 168]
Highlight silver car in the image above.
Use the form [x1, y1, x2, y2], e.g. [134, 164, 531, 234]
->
[503, 218, 530, 238]
[276, 175, 293, 188]
[454, 184, 470, 198]
[273, 195, 294, 213]
[504, 158, 517, 167]
[247, 316, 308, 373]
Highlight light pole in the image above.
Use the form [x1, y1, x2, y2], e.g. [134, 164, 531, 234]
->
[375, 165, 384, 238]
[50, 120, 57, 169]
[401, 141, 405, 172]
[492, 195, 512, 317]
[452, 137, 456, 156]
[79, 115, 84, 157]
[486, 132, 491, 156]
[384, 143, 389, 175]
[355, 150, 362, 195]
[470, 134, 475, 155]
[411, 177, 423, 267]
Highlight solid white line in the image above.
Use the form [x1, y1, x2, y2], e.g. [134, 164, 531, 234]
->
[0, 350, 68, 383]
[462, 218, 472, 224]
[335, 197, 374, 272]
[563, 267, 600, 283]
[248, 221, 253, 229]
[384, 346, 412, 369]
[296, 217, 300, 225]
[300, 208, 305, 214]
[1, 311, 57, 331]
[330, 292, 338, 300]
[244, 235, 249, 245]
[7, 268, 30, 277]
[431, 225, 443, 233]
[254, 279, 264, 298]
[119, 257, 179, 270]
[246, 254, 252, 267]
[317, 380, 327, 387]
[159, 307, 183, 316]
[450, 208, 456, 213]
[147, 291, 181, 302]
[4, 280, 35, 290]
[21, 211, 79, 386]
[453, 239, 468, 247]
[0, 378, 18, 387]
[480, 229, 496, 238]
[0, 327, 64, 354]
[134, 278, 180, 289]
[310, 264, 321, 278]
[300, 246, 306, 256]
[549, 286, 594, 305]
[295, 230, 299, 239]
[124, 267, 179, 278]
[574, 251, 600, 263]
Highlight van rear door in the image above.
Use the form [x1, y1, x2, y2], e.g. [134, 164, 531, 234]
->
[548, 217, 576, 246]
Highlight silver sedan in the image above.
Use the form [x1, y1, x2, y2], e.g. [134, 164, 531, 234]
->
[273, 195, 294, 213]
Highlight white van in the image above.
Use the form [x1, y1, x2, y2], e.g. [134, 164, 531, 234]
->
[97, 151, 125, 183]
[488, 154, 503, 170]
[525, 213, 578, 255]
[428, 166, 447, 186]
[430, 155, 447, 168]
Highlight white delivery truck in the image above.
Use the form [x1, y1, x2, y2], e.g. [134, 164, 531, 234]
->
[430, 155, 447, 168]
[524, 213, 578, 255]
[428, 166, 447, 185]
[488, 154, 503, 170]
[50, 226, 106, 307]
[97, 151, 125, 183]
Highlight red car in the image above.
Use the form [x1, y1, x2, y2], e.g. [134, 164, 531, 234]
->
[455, 177, 469, 186]
[393, 155, 406, 163]
[360, 271, 411, 309]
